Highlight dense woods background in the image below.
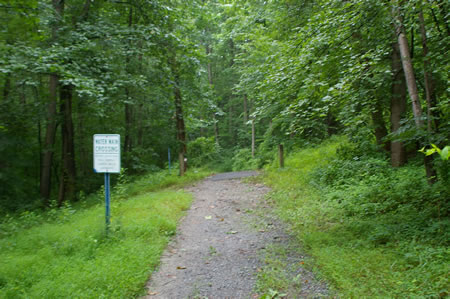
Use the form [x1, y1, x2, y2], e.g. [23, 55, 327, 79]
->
[0, 0, 449, 297]
[1, 0, 448, 212]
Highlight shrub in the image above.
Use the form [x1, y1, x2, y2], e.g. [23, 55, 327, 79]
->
[187, 137, 220, 167]
[231, 148, 261, 171]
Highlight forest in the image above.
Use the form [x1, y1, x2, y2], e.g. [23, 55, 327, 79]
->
[0, 0, 449, 297]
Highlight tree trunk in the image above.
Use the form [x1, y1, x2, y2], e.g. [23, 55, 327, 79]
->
[393, 5, 423, 127]
[58, 84, 76, 205]
[206, 44, 219, 146]
[393, 4, 435, 182]
[170, 54, 187, 175]
[390, 42, 407, 167]
[124, 95, 133, 153]
[40, 0, 64, 201]
[251, 118, 255, 158]
[243, 94, 248, 124]
[179, 152, 185, 177]
[418, 10, 439, 131]
[213, 113, 219, 145]
[40, 75, 58, 200]
[123, 6, 134, 156]
[228, 105, 233, 142]
[371, 99, 389, 151]
[278, 144, 284, 168]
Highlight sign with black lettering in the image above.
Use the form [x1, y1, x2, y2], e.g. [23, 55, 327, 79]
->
[93, 134, 121, 173]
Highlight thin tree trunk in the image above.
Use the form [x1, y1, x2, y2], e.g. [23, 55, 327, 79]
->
[40, 0, 64, 201]
[58, 84, 76, 205]
[40, 75, 58, 200]
[228, 105, 233, 142]
[213, 113, 219, 144]
[393, 4, 435, 182]
[418, 10, 439, 131]
[124, 94, 133, 153]
[278, 144, 284, 168]
[243, 94, 248, 124]
[390, 42, 407, 167]
[251, 118, 255, 158]
[169, 54, 187, 175]
[206, 44, 219, 146]
[393, 5, 424, 127]
[124, 6, 133, 155]
[371, 99, 389, 151]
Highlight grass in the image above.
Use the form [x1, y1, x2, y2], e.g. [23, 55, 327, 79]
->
[0, 169, 211, 298]
[262, 137, 449, 298]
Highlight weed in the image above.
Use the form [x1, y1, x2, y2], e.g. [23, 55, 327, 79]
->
[262, 137, 450, 297]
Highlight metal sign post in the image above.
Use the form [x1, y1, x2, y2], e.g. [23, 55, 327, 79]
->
[93, 134, 120, 233]
[168, 148, 171, 171]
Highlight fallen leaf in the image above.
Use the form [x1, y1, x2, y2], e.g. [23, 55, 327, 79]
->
[259, 229, 265, 232]
[177, 266, 186, 270]
[219, 218, 224, 221]
[148, 291, 158, 296]
[227, 231, 238, 234]
[205, 216, 212, 220]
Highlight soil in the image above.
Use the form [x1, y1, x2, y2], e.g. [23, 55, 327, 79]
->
[145, 171, 329, 299]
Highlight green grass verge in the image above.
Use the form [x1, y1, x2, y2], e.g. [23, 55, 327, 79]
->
[262, 137, 449, 298]
[0, 169, 211, 298]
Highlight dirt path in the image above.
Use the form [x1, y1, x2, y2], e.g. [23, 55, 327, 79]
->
[145, 171, 328, 298]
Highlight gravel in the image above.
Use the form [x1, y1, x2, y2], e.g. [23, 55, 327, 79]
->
[144, 171, 329, 298]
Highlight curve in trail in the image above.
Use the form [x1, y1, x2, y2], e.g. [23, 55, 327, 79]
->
[145, 171, 328, 298]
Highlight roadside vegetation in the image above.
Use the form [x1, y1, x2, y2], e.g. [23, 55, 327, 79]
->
[0, 169, 210, 298]
[261, 137, 449, 298]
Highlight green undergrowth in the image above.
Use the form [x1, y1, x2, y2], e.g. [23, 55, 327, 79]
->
[263, 137, 449, 298]
[0, 169, 210, 298]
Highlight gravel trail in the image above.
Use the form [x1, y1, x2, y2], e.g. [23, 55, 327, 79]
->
[145, 171, 328, 299]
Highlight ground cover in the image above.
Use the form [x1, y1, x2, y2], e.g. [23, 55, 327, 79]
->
[263, 137, 449, 298]
[0, 169, 210, 298]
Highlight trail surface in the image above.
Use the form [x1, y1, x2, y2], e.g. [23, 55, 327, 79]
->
[145, 171, 328, 298]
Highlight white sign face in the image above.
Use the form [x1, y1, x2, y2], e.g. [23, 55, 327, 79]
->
[93, 134, 121, 173]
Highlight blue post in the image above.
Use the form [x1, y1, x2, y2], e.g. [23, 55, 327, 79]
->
[105, 173, 111, 232]
[168, 148, 171, 171]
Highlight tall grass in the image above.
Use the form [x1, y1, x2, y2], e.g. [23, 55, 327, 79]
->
[263, 137, 449, 297]
[0, 169, 210, 298]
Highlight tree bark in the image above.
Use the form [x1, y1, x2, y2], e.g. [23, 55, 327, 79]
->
[123, 6, 134, 155]
[390, 42, 407, 167]
[418, 10, 439, 131]
[40, 0, 64, 201]
[169, 54, 187, 175]
[278, 144, 284, 168]
[40, 75, 58, 200]
[371, 99, 389, 151]
[58, 84, 76, 205]
[206, 44, 219, 146]
[251, 118, 255, 158]
[393, 4, 436, 182]
[243, 94, 248, 124]
[393, 5, 424, 127]
[124, 94, 133, 153]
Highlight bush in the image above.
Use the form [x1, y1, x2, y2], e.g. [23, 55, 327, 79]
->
[187, 137, 220, 168]
[231, 148, 261, 171]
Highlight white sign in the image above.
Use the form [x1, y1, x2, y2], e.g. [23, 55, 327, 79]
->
[93, 134, 121, 173]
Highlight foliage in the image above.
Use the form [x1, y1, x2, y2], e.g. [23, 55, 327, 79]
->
[263, 138, 449, 297]
[187, 136, 220, 167]
[0, 168, 209, 298]
[231, 148, 261, 171]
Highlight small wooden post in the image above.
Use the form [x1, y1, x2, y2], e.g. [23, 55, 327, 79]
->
[278, 144, 284, 168]
[179, 152, 185, 176]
